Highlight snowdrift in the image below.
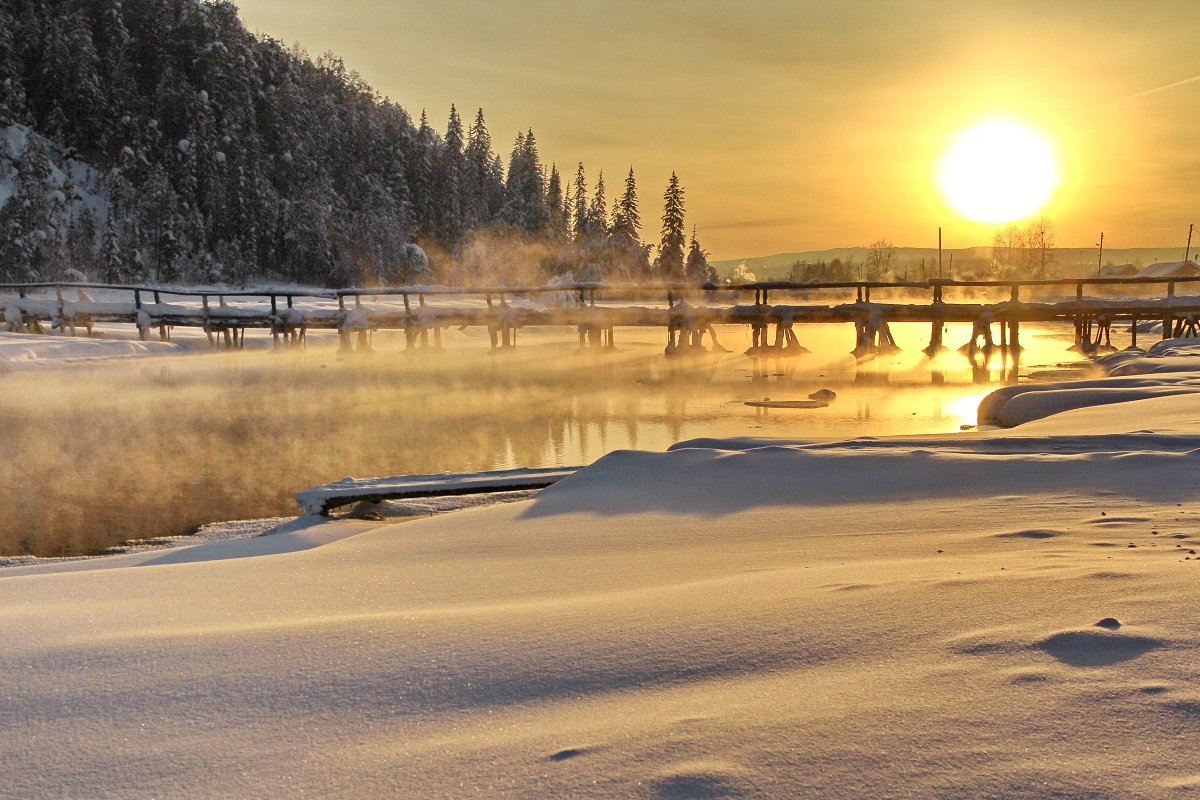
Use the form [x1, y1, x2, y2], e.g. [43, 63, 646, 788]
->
[980, 338, 1200, 427]
[5, 394, 1200, 797]
[7, 339, 1200, 797]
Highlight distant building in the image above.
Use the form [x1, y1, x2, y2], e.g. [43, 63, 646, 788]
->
[1137, 260, 1200, 279]
[1095, 263, 1138, 278]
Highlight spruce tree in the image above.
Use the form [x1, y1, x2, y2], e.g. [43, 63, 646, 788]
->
[487, 153, 505, 220]
[518, 129, 549, 234]
[612, 167, 641, 240]
[571, 162, 588, 241]
[655, 172, 686, 281]
[95, 0, 134, 129]
[588, 171, 607, 235]
[101, 215, 123, 283]
[685, 226, 715, 284]
[545, 163, 567, 241]
[64, 10, 103, 147]
[501, 130, 527, 231]
[501, 129, 549, 235]
[0, 140, 57, 281]
[407, 109, 438, 240]
[464, 108, 502, 229]
[434, 104, 465, 249]
[68, 205, 99, 278]
[0, 7, 28, 124]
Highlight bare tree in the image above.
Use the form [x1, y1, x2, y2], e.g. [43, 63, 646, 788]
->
[1025, 216, 1055, 278]
[866, 238, 896, 280]
[991, 218, 1055, 278]
[992, 225, 1020, 273]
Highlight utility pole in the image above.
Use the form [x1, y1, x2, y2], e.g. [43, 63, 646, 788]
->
[1185, 223, 1195, 264]
[938, 227, 943, 279]
[1097, 232, 1104, 273]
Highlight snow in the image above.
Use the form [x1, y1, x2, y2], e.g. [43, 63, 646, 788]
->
[296, 467, 581, 515]
[979, 375, 1200, 427]
[5, 338, 1200, 796]
[1137, 260, 1200, 278]
[977, 338, 1200, 426]
[0, 123, 110, 226]
[0, 331, 180, 369]
[339, 305, 371, 331]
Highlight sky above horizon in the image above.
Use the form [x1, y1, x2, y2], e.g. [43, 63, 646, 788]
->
[233, 0, 1200, 260]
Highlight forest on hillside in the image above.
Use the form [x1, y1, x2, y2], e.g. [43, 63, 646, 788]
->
[0, 0, 715, 287]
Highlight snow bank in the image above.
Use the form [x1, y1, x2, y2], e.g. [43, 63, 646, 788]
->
[1095, 338, 1200, 376]
[4, 425, 1200, 797]
[296, 467, 579, 515]
[0, 331, 180, 369]
[2, 422, 1200, 796]
[9, 332, 1200, 796]
[979, 339, 1200, 427]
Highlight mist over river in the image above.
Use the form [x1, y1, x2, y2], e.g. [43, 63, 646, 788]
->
[1, 321, 1104, 557]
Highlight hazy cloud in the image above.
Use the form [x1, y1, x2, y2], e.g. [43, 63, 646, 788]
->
[702, 217, 799, 231]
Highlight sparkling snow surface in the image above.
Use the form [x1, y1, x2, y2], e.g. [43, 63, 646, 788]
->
[4, 357, 1200, 797]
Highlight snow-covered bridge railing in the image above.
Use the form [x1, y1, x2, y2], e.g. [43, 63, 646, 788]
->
[296, 466, 581, 516]
[5, 275, 1200, 358]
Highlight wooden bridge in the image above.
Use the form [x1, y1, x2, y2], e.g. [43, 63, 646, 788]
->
[4, 276, 1200, 360]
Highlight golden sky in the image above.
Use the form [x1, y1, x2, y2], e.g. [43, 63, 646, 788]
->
[234, 0, 1200, 260]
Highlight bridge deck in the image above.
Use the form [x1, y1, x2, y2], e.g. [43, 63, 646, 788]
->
[3, 278, 1199, 353]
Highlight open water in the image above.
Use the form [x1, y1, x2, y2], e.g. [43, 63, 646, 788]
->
[0, 320, 1108, 556]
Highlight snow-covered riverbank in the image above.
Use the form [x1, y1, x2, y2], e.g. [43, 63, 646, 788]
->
[4, 348, 1200, 798]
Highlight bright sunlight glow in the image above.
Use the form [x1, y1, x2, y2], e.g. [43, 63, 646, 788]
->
[938, 119, 1060, 224]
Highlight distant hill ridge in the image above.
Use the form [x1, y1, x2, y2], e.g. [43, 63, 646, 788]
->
[713, 246, 1196, 280]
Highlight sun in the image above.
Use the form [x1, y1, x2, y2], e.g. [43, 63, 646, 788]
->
[937, 119, 1060, 224]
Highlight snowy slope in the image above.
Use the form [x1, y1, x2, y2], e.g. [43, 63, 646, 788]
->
[2, 392, 1200, 797]
[0, 122, 110, 228]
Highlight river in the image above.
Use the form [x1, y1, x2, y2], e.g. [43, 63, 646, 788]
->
[0, 320, 1108, 556]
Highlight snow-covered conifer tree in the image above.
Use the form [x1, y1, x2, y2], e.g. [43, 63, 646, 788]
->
[588, 171, 607, 235]
[571, 162, 588, 241]
[101, 215, 123, 283]
[434, 104, 465, 249]
[464, 108, 502, 229]
[501, 129, 549, 235]
[685, 226, 716, 284]
[612, 167, 641, 240]
[545, 164, 567, 242]
[655, 172, 686, 281]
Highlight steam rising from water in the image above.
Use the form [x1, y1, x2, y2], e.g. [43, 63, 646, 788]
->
[1, 323, 1088, 557]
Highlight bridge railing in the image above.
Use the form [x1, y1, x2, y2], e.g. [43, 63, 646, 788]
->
[4, 275, 1200, 312]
